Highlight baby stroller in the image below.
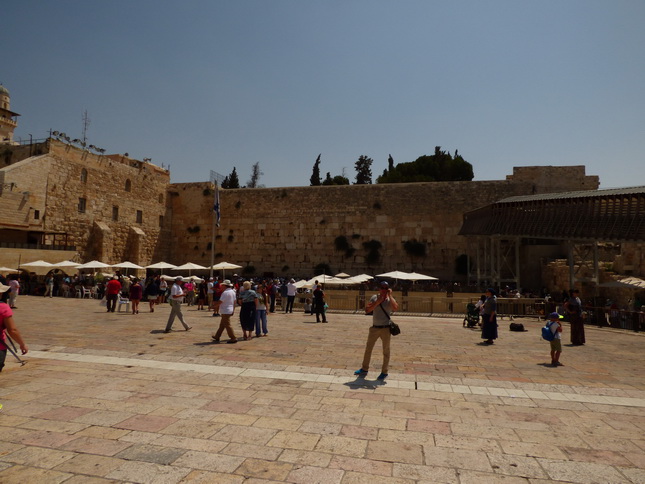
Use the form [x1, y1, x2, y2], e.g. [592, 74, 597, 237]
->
[463, 303, 480, 328]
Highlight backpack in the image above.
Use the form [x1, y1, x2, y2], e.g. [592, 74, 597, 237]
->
[541, 321, 556, 341]
[509, 322, 525, 332]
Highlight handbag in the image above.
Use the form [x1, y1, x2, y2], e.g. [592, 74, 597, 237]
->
[378, 303, 401, 336]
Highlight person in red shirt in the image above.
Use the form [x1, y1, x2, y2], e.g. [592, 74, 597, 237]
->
[105, 276, 122, 313]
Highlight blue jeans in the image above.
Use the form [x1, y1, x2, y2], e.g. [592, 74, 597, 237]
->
[255, 309, 268, 335]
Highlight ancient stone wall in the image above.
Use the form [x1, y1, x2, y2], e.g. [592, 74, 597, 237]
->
[169, 167, 599, 279]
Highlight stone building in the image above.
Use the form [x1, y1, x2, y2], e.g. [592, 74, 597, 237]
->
[1, 139, 171, 267]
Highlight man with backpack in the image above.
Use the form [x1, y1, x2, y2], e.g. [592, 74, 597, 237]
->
[543, 312, 564, 367]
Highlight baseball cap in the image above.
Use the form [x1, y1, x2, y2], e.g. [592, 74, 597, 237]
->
[548, 312, 563, 320]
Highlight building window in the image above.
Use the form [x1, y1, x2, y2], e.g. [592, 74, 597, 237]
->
[78, 198, 87, 213]
[34, 210, 40, 220]
[159, 193, 164, 203]
[125, 179, 132, 192]
[80, 168, 88, 183]
[112, 206, 119, 221]
[136, 210, 143, 224]
[159, 215, 164, 227]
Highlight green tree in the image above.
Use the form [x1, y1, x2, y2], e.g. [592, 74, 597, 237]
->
[376, 147, 474, 183]
[222, 167, 240, 189]
[310, 154, 321, 186]
[322, 172, 333, 185]
[354, 155, 373, 185]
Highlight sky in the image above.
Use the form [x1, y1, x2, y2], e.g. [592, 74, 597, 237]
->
[3, 0, 644, 189]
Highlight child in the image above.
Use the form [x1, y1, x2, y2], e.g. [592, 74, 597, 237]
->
[547, 312, 564, 367]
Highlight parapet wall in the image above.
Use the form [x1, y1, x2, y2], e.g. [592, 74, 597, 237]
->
[169, 167, 599, 278]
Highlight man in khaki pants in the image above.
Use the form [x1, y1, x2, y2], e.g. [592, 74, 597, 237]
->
[354, 281, 399, 381]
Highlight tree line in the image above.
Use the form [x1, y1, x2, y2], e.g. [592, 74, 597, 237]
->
[219, 147, 473, 188]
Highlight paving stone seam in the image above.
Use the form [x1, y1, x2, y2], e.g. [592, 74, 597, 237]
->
[25, 350, 645, 409]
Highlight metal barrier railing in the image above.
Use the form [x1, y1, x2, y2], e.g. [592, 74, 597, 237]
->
[583, 306, 645, 332]
[288, 294, 547, 319]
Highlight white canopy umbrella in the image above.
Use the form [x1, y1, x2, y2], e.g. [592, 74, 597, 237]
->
[211, 261, 242, 278]
[52, 260, 81, 268]
[112, 261, 144, 276]
[112, 261, 144, 270]
[75, 260, 112, 270]
[172, 262, 207, 276]
[20, 260, 55, 268]
[145, 261, 177, 270]
[335, 272, 351, 278]
[407, 272, 439, 281]
[211, 262, 242, 270]
[0, 266, 19, 273]
[350, 274, 374, 283]
[376, 270, 413, 280]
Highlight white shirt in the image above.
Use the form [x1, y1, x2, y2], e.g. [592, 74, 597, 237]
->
[287, 282, 297, 296]
[219, 287, 236, 315]
[207, 282, 214, 294]
[171, 283, 184, 299]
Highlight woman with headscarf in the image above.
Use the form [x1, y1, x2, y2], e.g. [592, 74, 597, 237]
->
[481, 288, 498, 345]
[238, 281, 258, 340]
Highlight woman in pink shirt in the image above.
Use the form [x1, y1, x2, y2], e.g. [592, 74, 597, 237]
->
[0, 283, 28, 372]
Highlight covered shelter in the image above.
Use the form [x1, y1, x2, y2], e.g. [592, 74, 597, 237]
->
[459, 186, 645, 290]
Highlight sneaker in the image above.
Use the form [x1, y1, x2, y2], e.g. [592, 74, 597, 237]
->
[186, 326, 192, 331]
[377, 372, 388, 381]
[354, 369, 368, 377]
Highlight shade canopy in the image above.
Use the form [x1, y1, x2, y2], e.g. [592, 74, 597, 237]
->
[172, 262, 208, 271]
[211, 262, 242, 270]
[52, 260, 81, 268]
[407, 272, 439, 281]
[335, 272, 351, 278]
[145, 261, 177, 270]
[75, 260, 112, 269]
[20, 260, 55, 268]
[112, 261, 144, 269]
[376, 270, 413, 280]
[599, 277, 645, 289]
[0, 266, 19, 272]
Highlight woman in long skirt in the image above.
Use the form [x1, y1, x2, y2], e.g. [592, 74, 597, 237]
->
[238, 281, 258, 340]
[565, 289, 585, 345]
[481, 288, 498, 344]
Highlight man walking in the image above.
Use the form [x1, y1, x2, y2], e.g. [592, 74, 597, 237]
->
[105, 276, 121, 313]
[165, 277, 191, 333]
[354, 281, 399, 381]
[211, 279, 238, 344]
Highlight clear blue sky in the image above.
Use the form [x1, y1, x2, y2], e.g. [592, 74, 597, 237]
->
[4, 0, 644, 189]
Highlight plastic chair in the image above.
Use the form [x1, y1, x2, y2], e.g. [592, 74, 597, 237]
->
[117, 295, 131, 312]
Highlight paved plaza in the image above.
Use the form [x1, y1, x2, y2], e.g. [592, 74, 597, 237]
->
[1, 296, 645, 483]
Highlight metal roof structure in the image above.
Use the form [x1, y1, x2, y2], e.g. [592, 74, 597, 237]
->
[459, 186, 645, 242]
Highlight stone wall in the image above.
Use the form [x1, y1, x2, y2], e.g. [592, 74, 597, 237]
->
[169, 167, 599, 279]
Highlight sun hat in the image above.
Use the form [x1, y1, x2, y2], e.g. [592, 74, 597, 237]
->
[222, 279, 233, 286]
[0, 283, 10, 293]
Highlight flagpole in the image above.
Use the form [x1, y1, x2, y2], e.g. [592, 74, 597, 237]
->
[209, 182, 219, 279]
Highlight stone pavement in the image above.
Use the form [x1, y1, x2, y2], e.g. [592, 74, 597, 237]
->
[1, 296, 644, 483]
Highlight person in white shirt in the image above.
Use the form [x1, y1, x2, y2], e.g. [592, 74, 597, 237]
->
[164, 277, 191, 333]
[285, 279, 297, 313]
[211, 280, 238, 344]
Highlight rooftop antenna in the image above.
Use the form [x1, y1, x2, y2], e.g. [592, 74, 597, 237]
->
[81, 109, 91, 146]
